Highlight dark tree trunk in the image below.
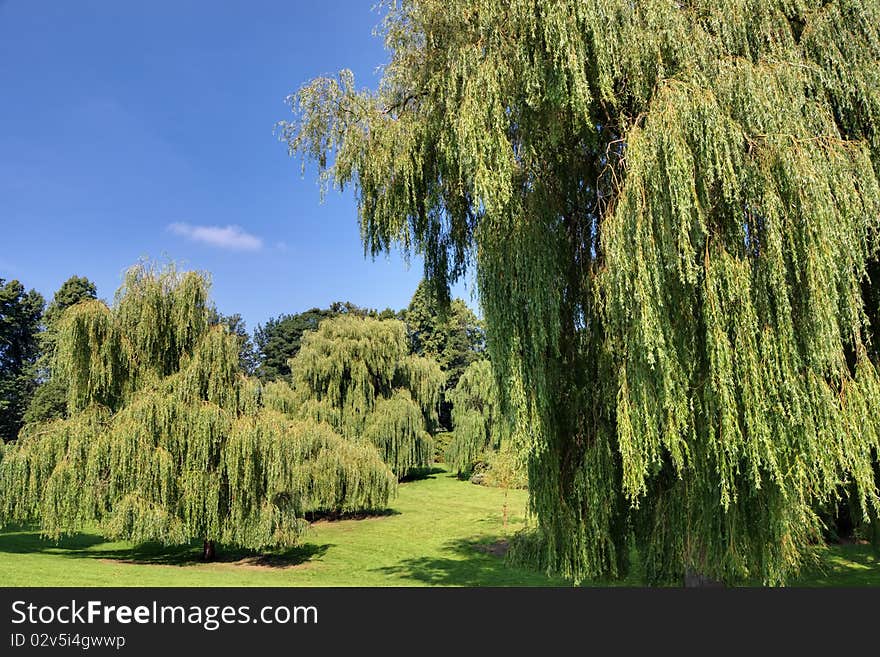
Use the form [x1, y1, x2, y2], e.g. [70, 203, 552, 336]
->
[870, 509, 880, 553]
[202, 540, 216, 561]
[683, 568, 724, 588]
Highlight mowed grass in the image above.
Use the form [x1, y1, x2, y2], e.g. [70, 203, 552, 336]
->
[0, 466, 568, 587]
[796, 543, 879, 587]
[0, 465, 876, 587]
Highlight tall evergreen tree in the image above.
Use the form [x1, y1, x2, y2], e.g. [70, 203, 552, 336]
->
[25, 276, 97, 425]
[405, 279, 484, 383]
[0, 264, 395, 558]
[282, 0, 880, 584]
[255, 308, 338, 382]
[42, 276, 98, 328]
[0, 279, 44, 441]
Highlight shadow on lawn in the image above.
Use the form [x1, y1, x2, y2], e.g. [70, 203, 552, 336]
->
[0, 528, 106, 554]
[400, 466, 448, 482]
[371, 536, 565, 586]
[306, 507, 401, 523]
[795, 543, 880, 587]
[0, 526, 332, 569]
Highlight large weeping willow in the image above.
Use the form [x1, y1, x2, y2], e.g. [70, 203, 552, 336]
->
[286, 315, 444, 478]
[282, 1, 880, 584]
[0, 263, 395, 554]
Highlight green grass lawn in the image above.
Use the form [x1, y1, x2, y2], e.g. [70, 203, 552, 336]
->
[795, 543, 879, 587]
[0, 466, 567, 587]
[0, 465, 876, 587]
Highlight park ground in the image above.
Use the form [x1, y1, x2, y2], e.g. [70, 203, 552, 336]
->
[0, 467, 877, 587]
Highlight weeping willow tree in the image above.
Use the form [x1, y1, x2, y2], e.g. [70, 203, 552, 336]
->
[447, 359, 527, 530]
[0, 263, 395, 559]
[445, 360, 506, 474]
[282, 1, 880, 584]
[287, 315, 444, 478]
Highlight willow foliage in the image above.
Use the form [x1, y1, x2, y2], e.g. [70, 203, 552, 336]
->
[283, 1, 880, 584]
[363, 390, 433, 476]
[445, 360, 506, 473]
[0, 264, 395, 550]
[288, 315, 444, 477]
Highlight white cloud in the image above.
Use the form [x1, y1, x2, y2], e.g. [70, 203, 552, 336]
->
[168, 223, 263, 251]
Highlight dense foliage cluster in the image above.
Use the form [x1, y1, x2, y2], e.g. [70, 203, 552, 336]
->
[405, 279, 485, 429]
[445, 360, 504, 474]
[0, 279, 44, 441]
[283, 0, 880, 584]
[0, 264, 395, 552]
[286, 315, 445, 478]
[24, 276, 98, 426]
[254, 301, 394, 382]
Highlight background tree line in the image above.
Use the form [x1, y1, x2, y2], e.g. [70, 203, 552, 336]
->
[1, 273, 486, 443]
[0, 275, 96, 440]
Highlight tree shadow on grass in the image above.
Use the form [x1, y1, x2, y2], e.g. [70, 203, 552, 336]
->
[79, 542, 334, 568]
[0, 525, 332, 569]
[401, 466, 448, 482]
[0, 526, 106, 554]
[794, 543, 880, 587]
[370, 536, 569, 587]
[305, 507, 401, 523]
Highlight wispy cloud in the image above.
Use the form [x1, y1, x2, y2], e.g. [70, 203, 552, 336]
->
[168, 223, 263, 251]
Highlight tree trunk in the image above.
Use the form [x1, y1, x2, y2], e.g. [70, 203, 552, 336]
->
[202, 539, 216, 561]
[871, 462, 880, 553]
[870, 509, 880, 553]
[502, 488, 509, 528]
[683, 568, 724, 587]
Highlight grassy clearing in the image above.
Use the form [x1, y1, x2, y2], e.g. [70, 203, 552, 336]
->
[795, 543, 879, 587]
[0, 466, 876, 587]
[0, 466, 566, 587]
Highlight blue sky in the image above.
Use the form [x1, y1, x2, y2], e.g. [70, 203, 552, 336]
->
[0, 1, 475, 331]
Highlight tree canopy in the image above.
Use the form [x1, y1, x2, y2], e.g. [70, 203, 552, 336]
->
[287, 315, 445, 478]
[0, 279, 44, 441]
[24, 275, 98, 426]
[445, 359, 505, 474]
[405, 279, 484, 386]
[0, 263, 395, 554]
[254, 301, 394, 382]
[42, 276, 97, 328]
[210, 311, 258, 376]
[282, 0, 880, 584]
[405, 279, 485, 429]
